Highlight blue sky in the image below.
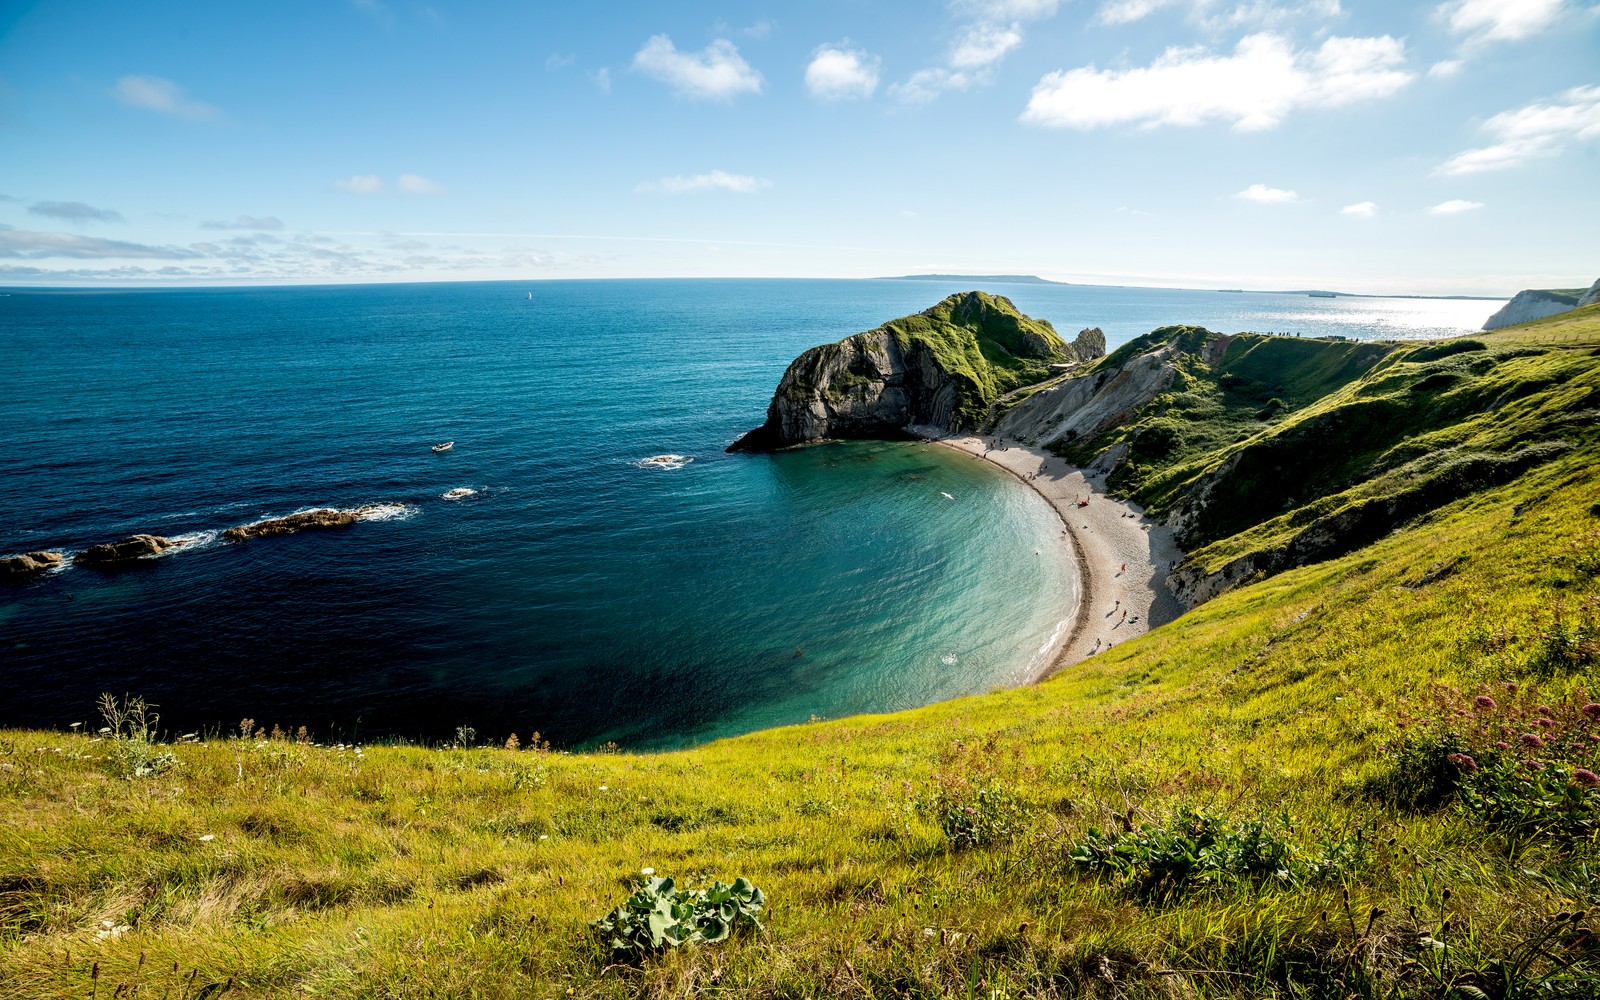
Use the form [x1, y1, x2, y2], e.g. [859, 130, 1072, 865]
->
[1, 0, 1595, 294]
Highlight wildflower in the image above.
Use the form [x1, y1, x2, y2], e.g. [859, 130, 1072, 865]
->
[1536, 718, 1555, 729]
[1473, 695, 1497, 710]
[963, 806, 975, 815]
[1583, 703, 1600, 720]
[1447, 753, 1478, 773]
[1494, 741, 1510, 750]
[640, 867, 654, 876]
[539, 835, 549, 841]
[1522, 759, 1545, 771]
[1573, 769, 1600, 787]
[1505, 682, 1518, 692]
[598, 785, 608, 791]
[1537, 705, 1554, 717]
[1519, 733, 1545, 748]
[198, 834, 215, 842]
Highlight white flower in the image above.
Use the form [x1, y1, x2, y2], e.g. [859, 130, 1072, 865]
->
[640, 867, 655, 875]
[539, 835, 549, 841]
[198, 834, 215, 842]
[598, 785, 608, 791]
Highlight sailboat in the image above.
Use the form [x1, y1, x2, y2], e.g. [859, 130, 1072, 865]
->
[526, 292, 532, 301]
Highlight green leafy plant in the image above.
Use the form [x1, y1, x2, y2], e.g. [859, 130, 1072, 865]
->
[589, 875, 765, 960]
[934, 785, 1032, 850]
[1069, 807, 1359, 900]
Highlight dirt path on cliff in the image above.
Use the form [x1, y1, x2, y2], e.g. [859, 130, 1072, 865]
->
[910, 426, 1186, 681]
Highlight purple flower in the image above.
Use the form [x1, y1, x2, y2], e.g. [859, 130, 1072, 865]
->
[1520, 733, 1545, 748]
[1536, 718, 1556, 729]
[1573, 769, 1600, 787]
[1494, 741, 1510, 750]
[1582, 703, 1600, 720]
[1523, 759, 1545, 771]
[962, 806, 975, 815]
[1474, 695, 1497, 710]
[1505, 682, 1519, 692]
[1537, 705, 1554, 717]
[1447, 753, 1479, 773]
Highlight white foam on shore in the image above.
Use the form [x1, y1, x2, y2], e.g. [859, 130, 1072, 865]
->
[634, 454, 692, 471]
[1025, 615, 1073, 678]
[441, 487, 478, 500]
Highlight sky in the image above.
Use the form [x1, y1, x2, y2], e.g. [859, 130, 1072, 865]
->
[0, 0, 1596, 295]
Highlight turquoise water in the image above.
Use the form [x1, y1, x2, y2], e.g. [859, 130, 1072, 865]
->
[0, 279, 1496, 747]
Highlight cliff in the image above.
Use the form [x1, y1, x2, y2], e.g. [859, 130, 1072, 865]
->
[1481, 282, 1593, 330]
[728, 292, 1103, 451]
[998, 318, 1594, 604]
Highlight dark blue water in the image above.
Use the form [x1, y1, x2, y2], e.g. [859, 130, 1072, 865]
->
[0, 279, 1495, 747]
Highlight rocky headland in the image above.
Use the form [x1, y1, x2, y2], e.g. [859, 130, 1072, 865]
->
[1481, 278, 1598, 330]
[727, 291, 1105, 452]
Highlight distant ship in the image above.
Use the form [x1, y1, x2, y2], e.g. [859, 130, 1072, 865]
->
[527, 292, 532, 300]
[1308, 291, 1337, 298]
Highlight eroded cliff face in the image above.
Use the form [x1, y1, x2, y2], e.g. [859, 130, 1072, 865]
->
[1482, 284, 1594, 330]
[728, 330, 958, 451]
[729, 292, 1099, 451]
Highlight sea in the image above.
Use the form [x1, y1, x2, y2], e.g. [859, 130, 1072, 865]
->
[0, 279, 1500, 749]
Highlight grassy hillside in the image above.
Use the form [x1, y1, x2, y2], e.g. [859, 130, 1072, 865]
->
[884, 292, 1068, 426]
[1057, 308, 1600, 590]
[4, 311, 1600, 999]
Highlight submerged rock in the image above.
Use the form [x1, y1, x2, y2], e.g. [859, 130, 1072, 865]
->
[76, 535, 173, 566]
[0, 550, 65, 578]
[222, 507, 385, 541]
[729, 291, 1101, 451]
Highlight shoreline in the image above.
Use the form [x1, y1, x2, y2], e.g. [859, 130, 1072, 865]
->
[911, 426, 1186, 680]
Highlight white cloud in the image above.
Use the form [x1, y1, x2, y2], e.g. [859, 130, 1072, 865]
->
[1236, 183, 1299, 203]
[1429, 199, 1484, 214]
[631, 35, 762, 101]
[1097, 0, 1181, 24]
[201, 216, 284, 230]
[335, 175, 384, 195]
[1436, 85, 1600, 175]
[805, 44, 881, 100]
[950, 23, 1025, 68]
[1095, 0, 1345, 28]
[0, 225, 201, 260]
[1438, 0, 1572, 43]
[892, 0, 1061, 104]
[1021, 32, 1412, 130]
[398, 174, 446, 195]
[545, 52, 576, 71]
[594, 68, 612, 92]
[111, 75, 222, 122]
[1340, 201, 1378, 216]
[28, 201, 124, 224]
[635, 170, 772, 195]
[1429, 59, 1465, 78]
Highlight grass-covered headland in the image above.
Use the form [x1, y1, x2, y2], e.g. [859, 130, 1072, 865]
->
[5, 308, 1600, 999]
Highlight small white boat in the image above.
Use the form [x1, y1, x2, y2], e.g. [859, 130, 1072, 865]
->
[432, 441, 454, 453]
[526, 292, 533, 300]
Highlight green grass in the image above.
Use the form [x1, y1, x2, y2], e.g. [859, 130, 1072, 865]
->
[880, 291, 1069, 427]
[5, 311, 1600, 998]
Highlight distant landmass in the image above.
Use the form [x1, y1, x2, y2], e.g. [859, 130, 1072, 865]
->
[879, 274, 1070, 285]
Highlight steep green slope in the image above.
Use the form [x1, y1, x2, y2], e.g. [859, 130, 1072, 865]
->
[4, 310, 1599, 999]
[1051, 312, 1600, 597]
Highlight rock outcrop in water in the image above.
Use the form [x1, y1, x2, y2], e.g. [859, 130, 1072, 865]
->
[728, 292, 1103, 451]
[76, 535, 173, 566]
[223, 507, 390, 541]
[1, 551, 64, 578]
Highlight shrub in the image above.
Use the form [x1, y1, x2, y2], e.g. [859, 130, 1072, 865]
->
[589, 875, 765, 960]
[1376, 684, 1600, 854]
[1069, 808, 1359, 900]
